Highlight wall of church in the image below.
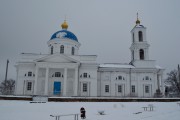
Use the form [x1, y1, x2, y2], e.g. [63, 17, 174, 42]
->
[97, 69, 160, 98]
[79, 64, 98, 96]
[15, 64, 35, 95]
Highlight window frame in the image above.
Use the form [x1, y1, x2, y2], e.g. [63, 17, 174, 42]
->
[105, 85, 109, 93]
[83, 73, 87, 78]
[118, 85, 122, 93]
[28, 72, 32, 77]
[72, 47, 75, 55]
[138, 31, 143, 42]
[82, 83, 87, 92]
[145, 85, 149, 93]
[139, 49, 144, 60]
[51, 46, 53, 54]
[55, 72, 61, 77]
[60, 45, 64, 54]
[131, 85, 135, 93]
[27, 82, 32, 91]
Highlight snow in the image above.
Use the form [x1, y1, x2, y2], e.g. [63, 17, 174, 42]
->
[0, 100, 180, 120]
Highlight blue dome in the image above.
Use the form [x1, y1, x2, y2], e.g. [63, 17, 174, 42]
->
[50, 30, 78, 42]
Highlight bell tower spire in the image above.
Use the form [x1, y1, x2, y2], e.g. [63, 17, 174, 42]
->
[136, 12, 140, 25]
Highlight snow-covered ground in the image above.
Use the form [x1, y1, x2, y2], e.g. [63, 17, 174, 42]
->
[0, 100, 180, 120]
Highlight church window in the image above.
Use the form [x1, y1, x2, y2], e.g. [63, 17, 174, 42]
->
[105, 85, 109, 93]
[72, 47, 75, 55]
[55, 72, 61, 77]
[80, 75, 82, 78]
[118, 76, 122, 80]
[83, 83, 87, 92]
[118, 85, 122, 93]
[138, 31, 143, 42]
[25, 74, 26, 76]
[117, 75, 125, 80]
[60, 45, 64, 54]
[27, 82, 32, 91]
[83, 73, 87, 78]
[145, 76, 149, 80]
[28, 72, 32, 77]
[139, 49, 144, 60]
[89, 75, 90, 78]
[133, 33, 135, 42]
[145, 86, 149, 93]
[51, 46, 53, 54]
[131, 85, 135, 93]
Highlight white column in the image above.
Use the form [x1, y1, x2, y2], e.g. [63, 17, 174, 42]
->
[63, 68, 67, 96]
[44, 67, 49, 96]
[34, 67, 39, 95]
[74, 67, 78, 96]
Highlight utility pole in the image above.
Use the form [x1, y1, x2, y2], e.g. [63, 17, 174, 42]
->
[5, 59, 9, 94]
[178, 64, 180, 83]
[178, 64, 180, 94]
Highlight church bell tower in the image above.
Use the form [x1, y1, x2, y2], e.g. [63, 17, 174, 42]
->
[130, 14, 155, 68]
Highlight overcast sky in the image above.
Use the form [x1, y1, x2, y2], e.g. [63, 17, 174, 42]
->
[0, 0, 180, 81]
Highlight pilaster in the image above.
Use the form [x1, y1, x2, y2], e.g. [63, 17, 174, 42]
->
[63, 68, 67, 96]
[34, 67, 39, 95]
[44, 67, 49, 95]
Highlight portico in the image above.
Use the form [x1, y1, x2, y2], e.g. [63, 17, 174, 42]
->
[33, 59, 80, 97]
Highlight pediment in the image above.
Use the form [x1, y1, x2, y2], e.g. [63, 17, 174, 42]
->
[34, 54, 79, 63]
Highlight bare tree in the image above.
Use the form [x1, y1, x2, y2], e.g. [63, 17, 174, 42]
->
[0, 79, 15, 95]
[165, 69, 180, 97]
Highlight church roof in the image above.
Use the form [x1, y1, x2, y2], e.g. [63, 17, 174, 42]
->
[50, 20, 78, 42]
[50, 30, 78, 42]
[99, 63, 135, 68]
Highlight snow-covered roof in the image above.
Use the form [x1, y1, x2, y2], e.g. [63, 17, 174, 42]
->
[99, 63, 135, 68]
[155, 65, 163, 69]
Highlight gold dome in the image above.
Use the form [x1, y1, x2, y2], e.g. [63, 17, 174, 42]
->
[136, 19, 140, 25]
[61, 20, 68, 29]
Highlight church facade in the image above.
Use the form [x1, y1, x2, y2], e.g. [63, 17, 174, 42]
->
[15, 18, 164, 97]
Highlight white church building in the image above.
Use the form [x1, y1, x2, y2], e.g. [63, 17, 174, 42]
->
[15, 17, 164, 97]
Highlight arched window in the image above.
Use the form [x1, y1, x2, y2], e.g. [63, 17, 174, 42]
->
[60, 45, 64, 54]
[55, 72, 61, 77]
[139, 49, 144, 60]
[133, 33, 135, 42]
[138, 31, 143, 42]
[72, 47, 75, 55]
[51, 46, 53, 54]
[28, 72, 32, 77]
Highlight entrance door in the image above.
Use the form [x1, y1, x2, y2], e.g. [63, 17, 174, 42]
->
[54, 82, 61, 95]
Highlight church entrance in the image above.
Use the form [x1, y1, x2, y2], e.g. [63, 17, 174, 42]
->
[53, 81, 61, 95]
